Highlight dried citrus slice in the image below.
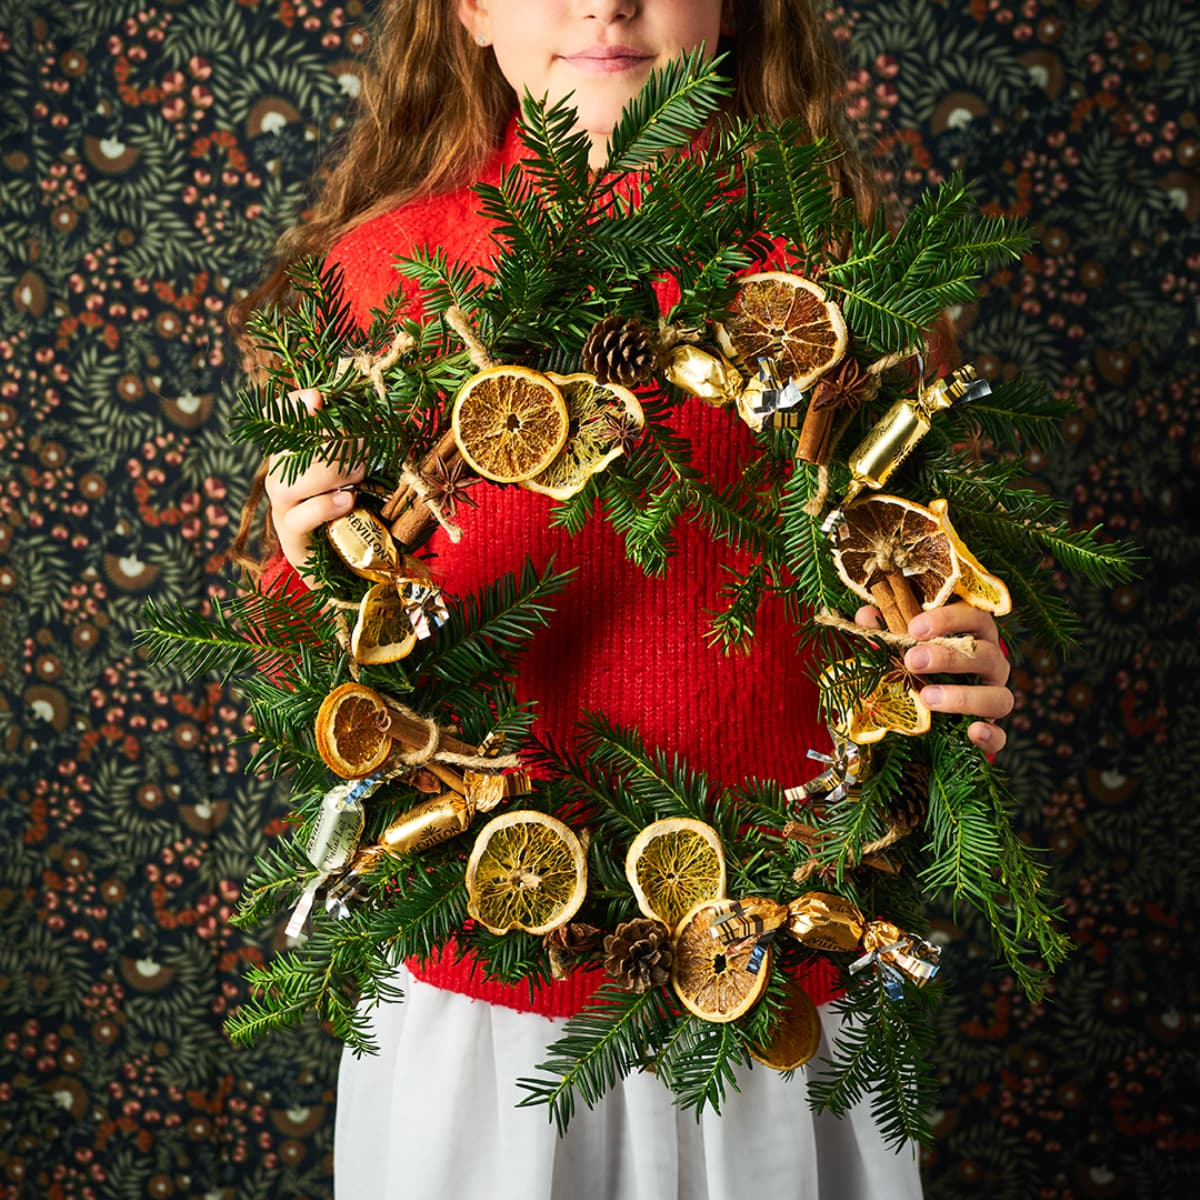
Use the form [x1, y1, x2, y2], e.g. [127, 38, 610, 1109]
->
[714, 272, 848, 389]
[625, 818, 726, 931]
[928, 498, 1013, 616]
[523, 372, 644, 500]
[821, 660, 932, 745]
[451, 365, 569, 483]
[465, 811, 587, 936]
[748, 974, 823, 1071]
[314, 681, 393, 778]
[830, 494, 960, 610]
[350, 583, 418, 664]
[671, 899, 772, 1023]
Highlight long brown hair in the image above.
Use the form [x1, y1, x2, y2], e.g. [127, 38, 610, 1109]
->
[232, 0, 887, 570]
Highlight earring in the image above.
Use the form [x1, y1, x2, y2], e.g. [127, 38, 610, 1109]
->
[476, 31, 491, 46]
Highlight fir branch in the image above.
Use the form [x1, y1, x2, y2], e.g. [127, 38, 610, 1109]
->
[137, 586, 333, 683]
[807, 980, 938, 1149]
[655, 1016, 748, 1116]
[705, 560, 767, 655]
[779, 464, 856, 612]
[517, 984, 677, 1133]
[602, 48, 732, 173]
[420, 558, 574, 687]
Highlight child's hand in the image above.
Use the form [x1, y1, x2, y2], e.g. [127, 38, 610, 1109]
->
[854, 602, 1014, 754]
[264, 387, 365, 584]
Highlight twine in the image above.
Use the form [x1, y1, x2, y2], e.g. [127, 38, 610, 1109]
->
[791, 823, 906, 885]
[338, 328, 416, 401]
[445, 306, 494, 371]
[813, 608, 978, 657]
[379, 697, 521, 771]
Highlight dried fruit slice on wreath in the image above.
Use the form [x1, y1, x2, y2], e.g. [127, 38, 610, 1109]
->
[820, 659, 931, 746]
[465, 811, 587, 936]
[929, 498, 1013, 616]
[314, 681, 394, 778]
[830, 494, 960, 634]
[671, 898, 772, 1023]
[451, 365, 570, 483]
[714, 271, 848, 390]
[625, 817, 726, 932]
[522, 372, 645, 500]
[748, 973, 823, 1071]
[350, 583, 418, 665]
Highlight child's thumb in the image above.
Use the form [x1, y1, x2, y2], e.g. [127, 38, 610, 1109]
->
[287, 386, 324, 415]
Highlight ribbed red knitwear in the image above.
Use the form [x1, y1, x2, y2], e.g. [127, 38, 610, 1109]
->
[262, 120, 843, 1016]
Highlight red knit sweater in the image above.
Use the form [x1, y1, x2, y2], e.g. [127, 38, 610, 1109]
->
[264, 120, 842, 1016]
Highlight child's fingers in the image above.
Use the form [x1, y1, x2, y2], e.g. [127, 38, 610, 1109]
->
[914, 681, 1014, 720]
[265, 455, 365, 508]
[907, 603, 1001, 646]
[853, 605, 883, 630]
[276, 487, 357, 540]
[904, 637, 1009, 686]
[968, 720, 1007, 754]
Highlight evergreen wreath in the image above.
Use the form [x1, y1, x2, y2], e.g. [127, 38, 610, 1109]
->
[140, 53, 1138, 1146]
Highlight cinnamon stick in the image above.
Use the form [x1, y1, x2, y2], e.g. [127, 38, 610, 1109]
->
[796, 406, 834, 465]
[868, 571, 922, 634]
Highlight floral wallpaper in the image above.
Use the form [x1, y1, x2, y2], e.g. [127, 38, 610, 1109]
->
[0, 1, 1195, 1197]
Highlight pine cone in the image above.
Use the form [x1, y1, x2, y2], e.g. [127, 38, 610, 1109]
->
[603, 917, 673, 993]
[542, 921, 604, 980]
[582, 315, 656, 387]
[887, 764, 930, 835]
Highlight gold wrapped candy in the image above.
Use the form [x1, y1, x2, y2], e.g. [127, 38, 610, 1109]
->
[325, 770, 530, 909]
[327, 508, 402, 582]
[785, 891, 865, 953]
[662, 344, 745, 407]
[843, 364, 991, 504]
[850, 919, 942, 998]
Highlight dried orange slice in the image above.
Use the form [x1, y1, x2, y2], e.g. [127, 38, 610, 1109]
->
[523, 372, 644, 500]
[714, 272, 847, 389]
[314, 681, 393, 778]
[671, 899, 772, 1023]
[820, 660, 931, 745]
[465, 811, 587, 936]
[830, 494, 960, 610]
[350, 583, 418, 665]
[625, 818, 726, 932]
[929, 498, 1013, 616]
[748, 974, 823, 1071]
[451, 365, 569, 483]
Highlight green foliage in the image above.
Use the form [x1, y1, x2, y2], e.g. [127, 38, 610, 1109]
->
[154, 49, 1143, 1142]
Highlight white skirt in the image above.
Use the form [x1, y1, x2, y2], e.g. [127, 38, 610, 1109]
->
[334, 969, 922, 1200]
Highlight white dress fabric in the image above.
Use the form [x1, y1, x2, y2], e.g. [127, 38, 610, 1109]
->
[334, 967, 923, 1200]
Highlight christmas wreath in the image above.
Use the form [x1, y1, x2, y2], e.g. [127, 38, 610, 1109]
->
[141, 54, 1137, 1145]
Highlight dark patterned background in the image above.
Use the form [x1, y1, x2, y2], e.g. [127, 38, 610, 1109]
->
[1, 1, 1196, 1197]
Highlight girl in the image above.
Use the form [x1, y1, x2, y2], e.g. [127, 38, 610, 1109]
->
[238, 3, 1014, 1197]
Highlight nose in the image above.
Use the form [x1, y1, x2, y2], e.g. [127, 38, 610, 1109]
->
[578, 0, 638, 19]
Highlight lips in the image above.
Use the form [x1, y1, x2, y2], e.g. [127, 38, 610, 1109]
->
[561, 45, 654, 74]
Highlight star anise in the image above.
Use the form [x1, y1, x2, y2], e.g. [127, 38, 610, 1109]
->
[810, 357, 878, 413]
[603, 410, 642, 458]
[418, 452, 480, 518]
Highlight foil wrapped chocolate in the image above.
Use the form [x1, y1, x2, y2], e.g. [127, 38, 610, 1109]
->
[785, 891, 865, 953]
[706, 897, 788, 951]
[305, 775, 382, 872]
[661, 344, 745, 407]
[850, 919, 942, 999]
[327, 508, 402, 581]
[783, 732, 870, 806]
[843, 364, 991, 504]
